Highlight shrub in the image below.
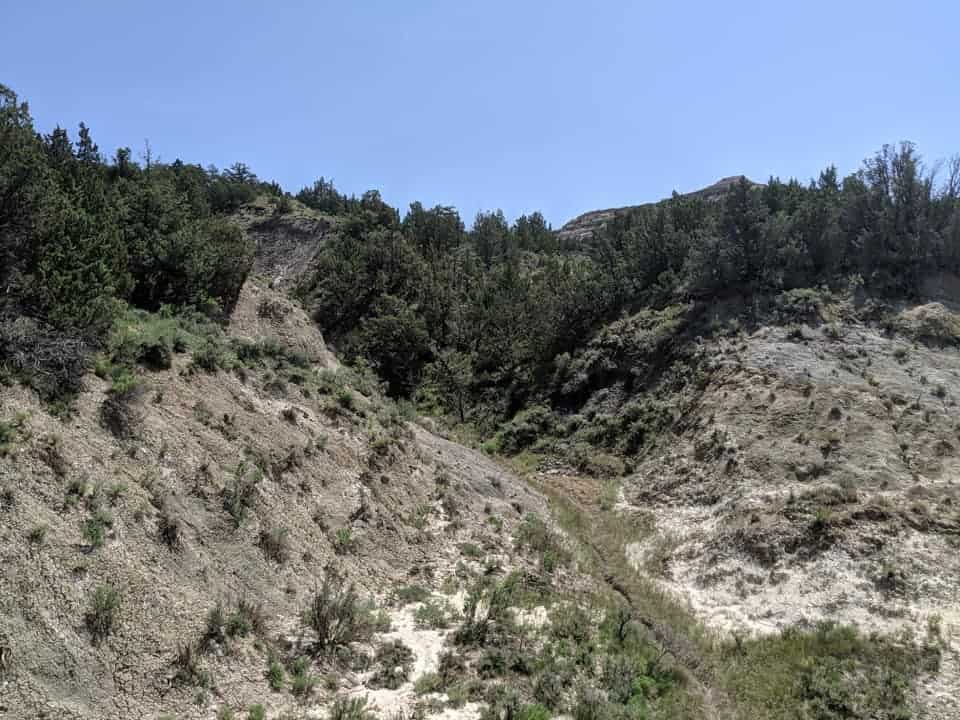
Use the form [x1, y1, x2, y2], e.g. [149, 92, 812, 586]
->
[247, 705, 266, 720]
[303, 569, 371, 652]
[368, 639, 415, 690]
[27, 524, 47, 545]
[327, 696, 376, 720]
[0, 316, 89, 405]
[259, 526, 290, 563]
[517, 704, 550, 720]
[459, 542, 482, 558]
[515, 513, 570, 571]
[82, 509, 113, 549]
[393, 584, 430, 606]
[190, 338, 229, 373]
[456, 576, 517, 646]
[414, 599, 459, 630]
[202, 597, 266, 649]
[86, 584, 121, 645]
[414, 672, 444, 695]
[290, 656, 318, 698]
[172, 641, 210, 688]
[226, 597, 267, 639]
[99, 375, 145, 439]
[222, 463, 261, 528]
[157, 504, 182, 550]
[495, 405, 557, 455]
[266, 658, 285, 690]
[333, 527, 355, 555]
[0, 413, 26, 456]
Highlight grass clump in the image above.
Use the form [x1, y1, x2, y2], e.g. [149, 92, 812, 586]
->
[85, 584, 121, 645]
[222, 461, 261, 528]
[327, 696, 376, 720]
[333, 526, 355, 555]
[303, 569, 373, 653]
[82, 508, 113, 549]
[266, 658, 285, 691]
[172, 641, 211, 688]
[289, 655, 318, 698]
[0, 413, 27, 456]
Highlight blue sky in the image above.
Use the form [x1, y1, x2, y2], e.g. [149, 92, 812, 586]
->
[4, 1, 957, 226]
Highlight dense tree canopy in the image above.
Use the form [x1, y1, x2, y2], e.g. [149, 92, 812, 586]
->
[0, 84, 263, 400]
[297, 142, 960, 441]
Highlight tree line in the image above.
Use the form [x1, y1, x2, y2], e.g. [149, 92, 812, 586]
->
[297, 143, 960, 434]
[3, 81, 959, 438]
[0, 83, 267, 400]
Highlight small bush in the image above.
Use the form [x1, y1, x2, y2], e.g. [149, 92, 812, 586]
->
[459, 542, 482, 558]
[82, 509, 113, 549]
[333, 527, 355, 555]
[259, 526, 290, 563]
[248, 704, 266, 720]
[515, 513, 570, 571]
[414, 671, 444, 695]
[190, 338, 229, 373]
[27, 524, 47, 545]
[414, 599, 459, 630]
[368, 639, 415, 689]
[290, 656, 318, 698]
[327, 696, 376, 720]
[393, 584, 430, 606]
[172, 641, 210, 688]
[303, 569, 371, 652]
[86, 584, 121, 645]
[266, 658, 285, 690]
[222, 462, 261, 528]
[157, 504, 183, 550]
[456, 576, 517, 646]
[226, 597, 267, 639]
[99, 375, 145, 439]
[0, 414, 27, 456]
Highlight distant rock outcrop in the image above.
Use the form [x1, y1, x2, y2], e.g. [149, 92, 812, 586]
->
[557, 175, 761, 245]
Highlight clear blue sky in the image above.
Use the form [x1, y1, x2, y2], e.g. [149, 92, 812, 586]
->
[4, 1, 957, 227]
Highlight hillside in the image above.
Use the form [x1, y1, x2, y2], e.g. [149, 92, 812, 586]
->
[3, 81, 960, 720]
[0, 278, 552, 720]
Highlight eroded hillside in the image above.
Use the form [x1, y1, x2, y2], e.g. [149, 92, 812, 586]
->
[523, 295, 960, 720]
[0, 280, 552, 720]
